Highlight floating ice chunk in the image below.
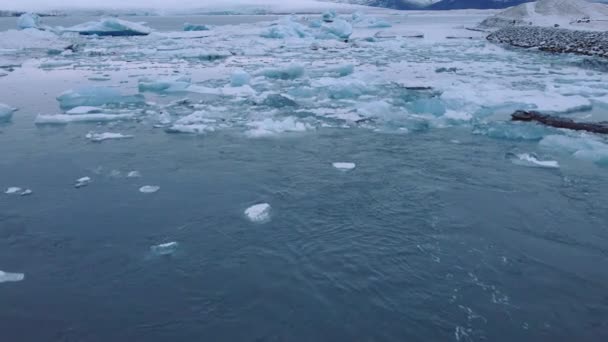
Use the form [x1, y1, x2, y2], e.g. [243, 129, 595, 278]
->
[66, 106, 103, 114]
[0, 270, 24, 283]
[57, 86, 144, 110]
[332, 162, 356, 171]
[64, 18, 152, 36]
[127, 171, 141, 178]
[259, 64, 305, 80]
[230, 70, 251, 87]
[322, 10, 337, 23]
[86, 132, 134, 142]
[139, 185, 160, 194]
[261, 18, 311, 39]
[39, 60, 73, 69]
[406, 98, 446, 116]
[158, 48, 230, 61]
[319, 19, 353, 40]
[508, 153, 560, 169]
[313, 78, 369, 99]
[245, 203, 271, 223]
[319, 64, 354, 77]
[246, 117, 312, 138]
[262, 94, 297, 108]
[5, 187, 22, 194]
[0, 103, 17, 122]
[166, 124, 215, 134]
[75, 177, 91, 188]
[540, 134, 608, 165]
[0, 29, 65, 51]
[17, 13, 40, 30]
[150, 242, 179, 256]
[183, 23, 210, 31]
[367, 19, 392, 29]
[36, 113, 136, 125]
[138, 76, 191, 93]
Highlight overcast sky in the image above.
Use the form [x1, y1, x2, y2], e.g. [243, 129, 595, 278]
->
[1, 0, 338, 11]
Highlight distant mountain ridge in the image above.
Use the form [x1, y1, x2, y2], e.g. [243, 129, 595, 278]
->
[326, 0, 536, 10]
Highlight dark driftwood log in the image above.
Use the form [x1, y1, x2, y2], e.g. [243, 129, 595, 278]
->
[511, 110, 608, 134]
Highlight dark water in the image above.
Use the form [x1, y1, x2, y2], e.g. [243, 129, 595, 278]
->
[1, 14, 608, 342]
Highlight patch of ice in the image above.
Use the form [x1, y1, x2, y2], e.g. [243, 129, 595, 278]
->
[0, 270, 24, 283]
[39, 60, 73, 69]
[17, 13, 40, 30]
[5, 187, 22, 194]
[36, 113, 136, 125]
[0, 103, 17, 122]
[63, 18, 152, 36]
[127, 171, 141, 178]
[246, 117, 312, 138]
[319, 19, 353, 40]
[183, 23, 210, 31]
[332, 162, 356, 171]
[508, 153, 560, 169]
[261, 18, 311, 39]
[230, 70, 251, 87]
[244, 203, 271, 223]
[85, 132, 134, 142]
[57, 86, 144, 110]
[66, 106, 104, 114]
[150, 242, 179, 256]
[20, 189, 33, 196]
[0, 29, 65, 51]
[259, 64, 305, 80]
[139, 185, 160, 193]
[540, 134, 608, 165]
[75, 177, 91, 188]
[138, 76, 191, 93]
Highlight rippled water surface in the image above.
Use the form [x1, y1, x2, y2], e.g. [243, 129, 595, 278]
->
[1, 13, 608, 342]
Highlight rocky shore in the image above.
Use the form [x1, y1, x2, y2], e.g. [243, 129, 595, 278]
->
[487, 26, 608, 58]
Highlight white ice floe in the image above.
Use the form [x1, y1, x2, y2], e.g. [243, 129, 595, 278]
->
[57, 86, 144, 110]
[0, 270, 24, 283]
[246, 117, 312, 138]
[150, 242, 179, 256]
[259, 64, 305, 80]
[127, 171, 141, 178]
[75, 177, 92, 188]
[0, 103, 17, 122]
[245, 203, 271, 223]
[5, 187, 22, 194]
[0, 28, 66, 51]
[138, 76, 191, 93]
[63, 18, 152, 36]
[66, 106, 104, 114]
[139, 185, 160, 193]
[39, 60, 73, 69]
[332, 162, 357, 171]
[20, 189, 33, 196]
[509, 153, 560, 169]
[230, 70, 251, 87]
[85, 132, 134, 142]
[36, 114, 136, 125]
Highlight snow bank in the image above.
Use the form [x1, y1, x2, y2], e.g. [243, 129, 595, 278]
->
[63, 18, 152, 36]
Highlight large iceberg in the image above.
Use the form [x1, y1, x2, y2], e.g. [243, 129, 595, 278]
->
[57, 86, 144, 110]
[17, 13, 40, 30]
[64, 18, 152, 36]
[0, 103, 17, 122]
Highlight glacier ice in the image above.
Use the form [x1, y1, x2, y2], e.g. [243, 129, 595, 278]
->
[230, 70, 251, 87]
[150, 242, 179, 256]
[20, 189, 33, 196]
[17, 13, 40, 30]
[0, 103, 17, 122]
[139, 185, 160, 193]
[36, 113, 136, 125]
[332, 162, 356, 171]
[183, 23, 210, 31]
[127, 171, 141, 178]
[86, 132, 134, 142]
[319, 19, 353, 40]
[322, 11, 337, 23]
[5, 187, 22, 194]
[508, 153, 560, 169]
[0, 270, 24, 283]
[259, 64, 305, 80]
[66, 106, 104, 115]
[246, 117, 312, 138]
[75, 177, 92, 188]
[262, 94, 297, 108]
[138, 76, 191, 93]
[245, 203, 271, 223]
[64, 18, 152, 36]
[261, 18, 311, 39]
[57, 86, 144, 110]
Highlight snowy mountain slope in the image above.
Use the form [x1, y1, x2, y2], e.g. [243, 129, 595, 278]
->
[429, 0, 533, 10]
[480, 0, 608, 30]
[326, 0, 440, 9]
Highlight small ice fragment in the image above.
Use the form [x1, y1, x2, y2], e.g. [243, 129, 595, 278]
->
[56, 86, 144, 110]
[66, 106, 103, 114]
[5, 187, 22, 194]
[85, 132, 134, 142]
[150, 242, 179, 256]
[75, 177, 91, 188]
[245, 203, 271, 223]
[332, 162, 356, 171]
[230, 70, 251, 87]
[127, 171, 141, 178]
[0, 270, 24, 283]
[63, 18, 151, 36]
[20, 189, 33, 196]
[508, 153, 560, 169]
[139, 185, 160, 193]
[183, 23, 210, 31]
[36, 114, 135, 125]
[0, 103, 17, 122]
